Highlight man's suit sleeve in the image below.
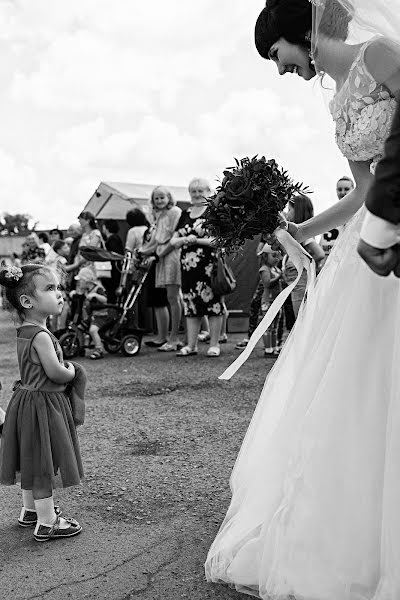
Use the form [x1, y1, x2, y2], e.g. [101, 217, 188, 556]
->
[365, 102, 400, 224]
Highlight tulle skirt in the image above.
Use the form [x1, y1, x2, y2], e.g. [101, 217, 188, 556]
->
[0, 388, 83, 495]
[205, 206, 400, 600]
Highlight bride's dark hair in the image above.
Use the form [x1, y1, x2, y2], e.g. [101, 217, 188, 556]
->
[255, 0, 351, 60]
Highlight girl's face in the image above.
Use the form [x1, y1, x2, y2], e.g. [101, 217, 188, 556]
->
[59, 242, 70, 257]
[268, 38, 315, 81]
[286, 202, 295, 222]
[266, 251, 281, 267]
[23, 270, 64, 317]
[78, 216, 89, 228]
[152, 188, 170, 211]
[189, 184, 210, 205]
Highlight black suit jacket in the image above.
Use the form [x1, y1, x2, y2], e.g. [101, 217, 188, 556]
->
[365, 102, 400, 224]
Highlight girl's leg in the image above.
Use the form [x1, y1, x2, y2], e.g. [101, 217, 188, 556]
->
[248, 280, 264, 337]
[219, 299, 228, 342]
[185, 317, 202, 350]
[154, 306, 169, 342]
[209, 315, 223, 349]
[89, 324, 104, 359]
[166, 284, 182, 343]
[32, 487, 82, 539]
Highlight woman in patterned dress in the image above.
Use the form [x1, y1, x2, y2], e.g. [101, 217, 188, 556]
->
[171, 178, 224, 357]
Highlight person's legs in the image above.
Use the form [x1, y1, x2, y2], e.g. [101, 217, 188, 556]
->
[198, 316, 210, 341]
[166, 284, 182, 343]
[219, 300, 229, 342]
[209, 315, 223, 349]
[89, 324, 104, 359]
[185, 317, 202, 350]
[263, 309, 282, 354]
[154, 306, 169, 342]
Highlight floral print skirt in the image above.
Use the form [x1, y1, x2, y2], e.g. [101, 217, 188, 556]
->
[180, 245, 224, 318]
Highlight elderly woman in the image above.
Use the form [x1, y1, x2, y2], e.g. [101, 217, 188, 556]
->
[20, 232, 46, 265]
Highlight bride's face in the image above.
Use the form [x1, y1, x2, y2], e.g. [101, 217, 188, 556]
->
[268, 37, 315, 81]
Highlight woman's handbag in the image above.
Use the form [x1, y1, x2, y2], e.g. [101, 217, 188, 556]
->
[211, 254, 236, 296]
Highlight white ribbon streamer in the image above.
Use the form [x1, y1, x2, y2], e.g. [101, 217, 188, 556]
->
[219, 228, 316, 380]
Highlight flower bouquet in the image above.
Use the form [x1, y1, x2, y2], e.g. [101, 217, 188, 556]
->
[204, 155, 309, 254]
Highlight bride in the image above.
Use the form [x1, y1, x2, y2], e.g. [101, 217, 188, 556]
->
[205, 1, 400, 599]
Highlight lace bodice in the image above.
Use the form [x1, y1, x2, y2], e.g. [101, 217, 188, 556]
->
[329, 40, 397, 169]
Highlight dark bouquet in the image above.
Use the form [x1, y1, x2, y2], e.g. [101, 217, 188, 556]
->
[204, 156, 309, 254]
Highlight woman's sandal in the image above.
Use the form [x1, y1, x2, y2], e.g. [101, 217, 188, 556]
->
[157, 341, 183, 352]
[207, 346, 221, 357]
[89, 348, 104, 360]
[176, 345, 198, 357]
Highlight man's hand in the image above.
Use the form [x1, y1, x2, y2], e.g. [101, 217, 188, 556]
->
[357, 238, 400, 277]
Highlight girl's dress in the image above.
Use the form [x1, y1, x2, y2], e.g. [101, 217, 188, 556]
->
[0, 325, 83, 493]
[176, 210, 224, 318]
[205, 42, 400, 600]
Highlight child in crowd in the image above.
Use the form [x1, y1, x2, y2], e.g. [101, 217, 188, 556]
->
[71, 267, 107, 360]
[0, 264, 84, 542]
[259, 244, 283, 358]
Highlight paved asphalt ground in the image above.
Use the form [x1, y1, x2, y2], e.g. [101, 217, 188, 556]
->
[0, 311, 277, 600]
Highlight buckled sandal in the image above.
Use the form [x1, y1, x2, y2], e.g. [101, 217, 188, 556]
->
[18, 505, 62, 528]
[34, 515, 82, 542]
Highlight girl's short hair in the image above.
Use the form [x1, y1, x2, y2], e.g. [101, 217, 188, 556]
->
[53, 240, 66, 254]
[290, 192, 314, 224]
[0, 264, 53, 320]
[126, 208, 150, 228]
[150, 186, 176, 211]
[103, 219, 120, 234]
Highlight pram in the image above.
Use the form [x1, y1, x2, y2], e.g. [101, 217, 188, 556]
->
[58, 246, 155, 358]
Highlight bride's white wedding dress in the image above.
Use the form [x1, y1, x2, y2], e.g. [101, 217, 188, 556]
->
[205, 42, 400, 600]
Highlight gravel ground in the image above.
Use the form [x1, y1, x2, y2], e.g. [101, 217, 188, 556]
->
[0, 311, 276, 600]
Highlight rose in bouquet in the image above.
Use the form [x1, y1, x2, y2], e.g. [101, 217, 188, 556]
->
[204, 156, 309, 254]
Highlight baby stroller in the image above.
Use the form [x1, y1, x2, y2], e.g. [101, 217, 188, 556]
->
[58, 246, 154, 358]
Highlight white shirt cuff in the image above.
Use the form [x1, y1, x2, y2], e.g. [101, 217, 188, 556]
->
[360, 210, 400, 249]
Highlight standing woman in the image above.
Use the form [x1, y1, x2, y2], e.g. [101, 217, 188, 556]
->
[171, 178, 224, 357]
[140, 186, 183, 352]
[283, 193, 325, 317]
[72, 211, 104, 279]
[102, 219, 124, 304]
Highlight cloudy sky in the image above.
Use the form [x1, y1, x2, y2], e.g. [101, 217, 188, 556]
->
[0, 0, 350, 229]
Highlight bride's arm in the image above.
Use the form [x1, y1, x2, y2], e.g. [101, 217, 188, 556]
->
[296, 161, 373, 243]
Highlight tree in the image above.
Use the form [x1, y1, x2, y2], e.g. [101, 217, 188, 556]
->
[0, 213, 33, 235]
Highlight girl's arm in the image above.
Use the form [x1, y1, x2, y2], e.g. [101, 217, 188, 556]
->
[303, 239, 326, 268]
[296, 161, 373, 243]
[32, 332, 75, 383]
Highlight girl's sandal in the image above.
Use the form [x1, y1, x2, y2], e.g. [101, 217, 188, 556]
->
[176, 345, 198, 357]
[89, 348, 104, 360]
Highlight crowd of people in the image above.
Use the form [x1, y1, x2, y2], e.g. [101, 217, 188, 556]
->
[1, 174, 353, 361]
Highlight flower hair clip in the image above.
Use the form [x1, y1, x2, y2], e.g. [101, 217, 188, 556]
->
[4, 265, 23, 282]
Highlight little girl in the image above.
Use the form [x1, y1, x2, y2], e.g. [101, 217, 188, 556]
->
[0, 264, 84, 542]
[258, 244, 284, 358]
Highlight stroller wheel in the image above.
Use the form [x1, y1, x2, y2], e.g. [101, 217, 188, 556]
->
[121, 334, 141, 357]
[59, 331, 81, 359]
[103, 338, 122, 354]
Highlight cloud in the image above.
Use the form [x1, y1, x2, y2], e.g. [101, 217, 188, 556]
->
[0, 0, 351, 228]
